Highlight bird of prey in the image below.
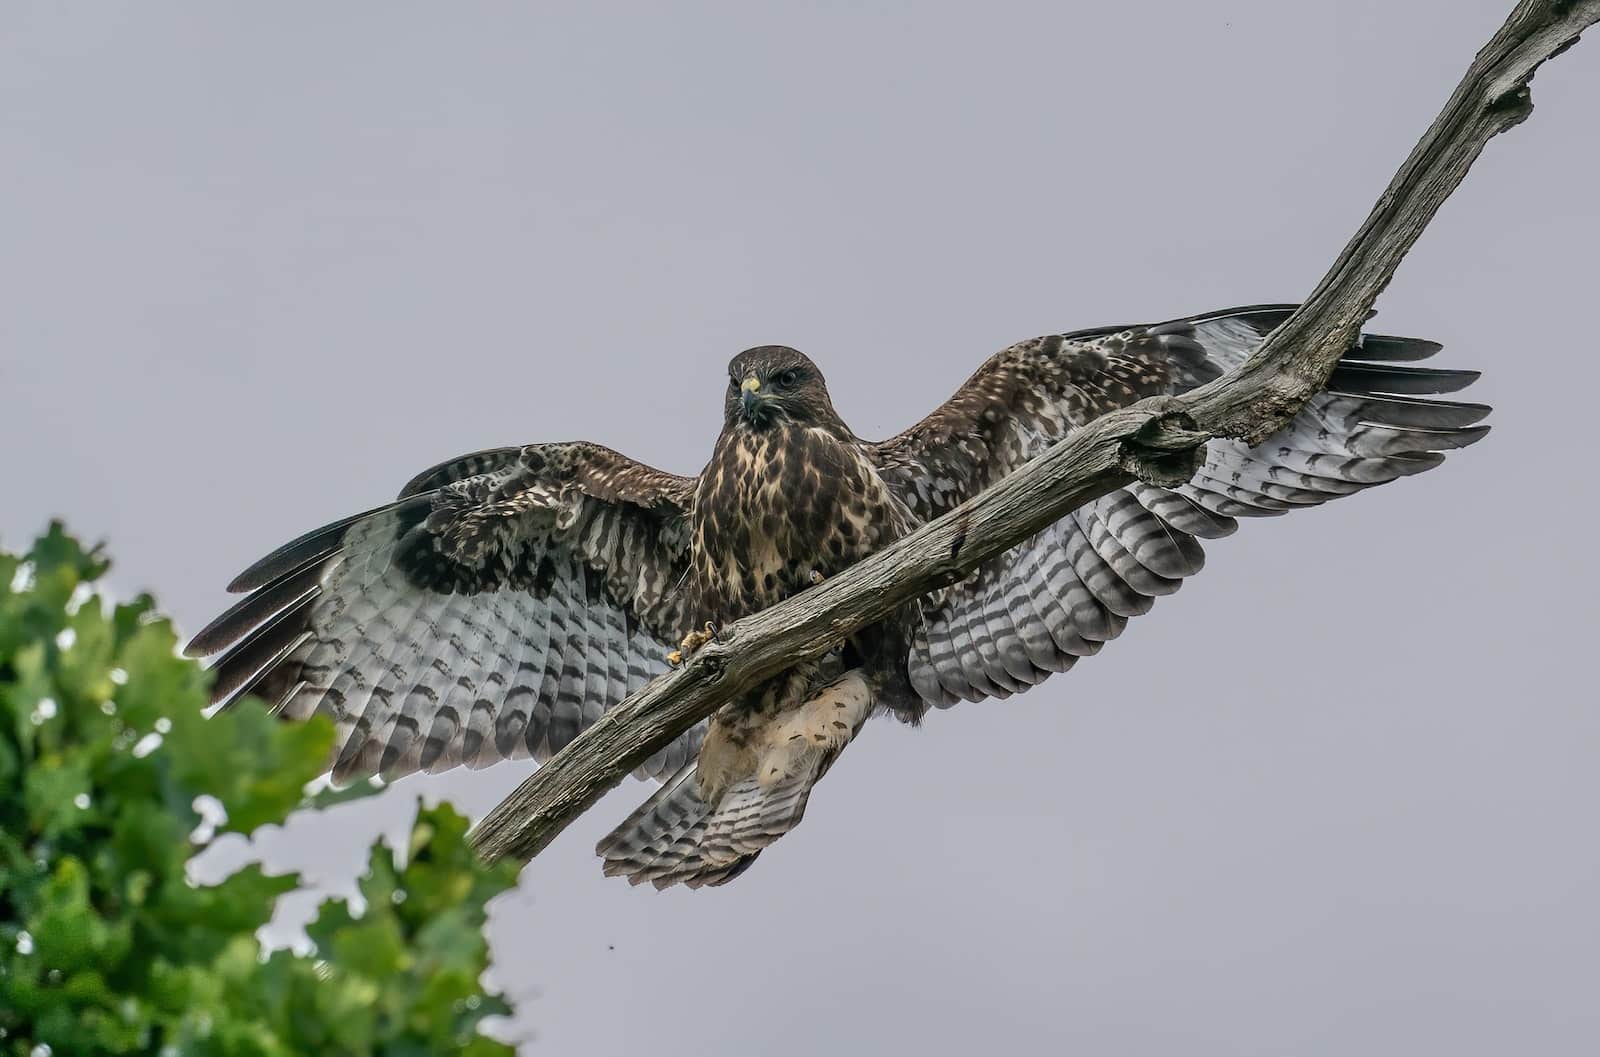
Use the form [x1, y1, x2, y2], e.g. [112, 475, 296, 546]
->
[188, 305, 1487, 888]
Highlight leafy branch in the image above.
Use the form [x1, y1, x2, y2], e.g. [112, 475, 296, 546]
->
[0, 525, 520, 1057]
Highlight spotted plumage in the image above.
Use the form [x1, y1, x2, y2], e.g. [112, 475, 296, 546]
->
[189, 304, 1488, 887]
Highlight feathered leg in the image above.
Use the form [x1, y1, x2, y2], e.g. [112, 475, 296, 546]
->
[596, 668, 875, 888]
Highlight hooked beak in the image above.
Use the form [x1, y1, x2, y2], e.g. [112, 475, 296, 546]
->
[740, 374, 764, 419]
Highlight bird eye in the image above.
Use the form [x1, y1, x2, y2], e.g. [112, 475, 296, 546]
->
[775, 369, 800, 388]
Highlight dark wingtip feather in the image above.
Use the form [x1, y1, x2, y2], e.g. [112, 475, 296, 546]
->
[204, 592, 317, 704]
[225, 499, 423, 592]
[1338, 393, 1492, 430]
[183, 630, 219, 659]
[226, 514, 360, 593]
[1329, 363, 1481, 396]
[1440, 423, 1492, 450]
[1351, 333, 1444, 362]
[186, 563, 323, 657]
[229, 456, 504, 594]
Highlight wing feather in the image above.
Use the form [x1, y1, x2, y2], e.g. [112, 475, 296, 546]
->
[873, 305, 1488, 708]
[188, 442, 702, 783]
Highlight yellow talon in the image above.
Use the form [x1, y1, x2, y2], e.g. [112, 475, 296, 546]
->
[670, 622, 718, 666]
[808, 569, 826, 586]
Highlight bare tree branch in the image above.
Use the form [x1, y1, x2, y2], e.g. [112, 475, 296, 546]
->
[471, 0, 1599, 867]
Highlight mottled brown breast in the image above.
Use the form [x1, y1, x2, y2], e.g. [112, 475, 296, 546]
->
[690, 423, 914, 622]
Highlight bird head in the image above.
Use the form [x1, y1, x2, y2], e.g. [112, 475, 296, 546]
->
[723, 346, 841, 432]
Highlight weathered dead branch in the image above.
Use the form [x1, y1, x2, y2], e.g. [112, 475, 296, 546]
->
[471, 0, 1599, 866]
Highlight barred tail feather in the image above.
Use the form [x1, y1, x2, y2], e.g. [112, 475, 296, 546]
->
[598, 765, 714, 877]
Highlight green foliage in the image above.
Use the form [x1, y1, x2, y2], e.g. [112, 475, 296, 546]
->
[0, 524, 520, 1056]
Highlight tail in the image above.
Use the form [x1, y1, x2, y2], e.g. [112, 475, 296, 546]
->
[596, 764, 764, 889]
[597, 671, 873, 888]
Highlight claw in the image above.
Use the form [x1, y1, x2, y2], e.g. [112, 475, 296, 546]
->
[670, 622, 718, 665]
[808, 569, 826, 586]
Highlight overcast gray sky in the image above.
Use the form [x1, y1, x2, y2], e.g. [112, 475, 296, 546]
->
[4, 2, 1598, 1054]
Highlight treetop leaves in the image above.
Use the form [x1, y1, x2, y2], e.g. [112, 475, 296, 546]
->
[1, 524, 519, 1056]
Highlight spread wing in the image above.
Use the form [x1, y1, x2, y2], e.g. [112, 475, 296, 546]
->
[186, 442, 704, 782]
[869, 305, 1489, 706]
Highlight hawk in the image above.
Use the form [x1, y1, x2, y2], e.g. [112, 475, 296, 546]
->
[188, 305, 1487, 888]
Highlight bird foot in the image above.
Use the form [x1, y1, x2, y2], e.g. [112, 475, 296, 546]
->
[808, 569, 826, 586]
[667, 622, 718, 666]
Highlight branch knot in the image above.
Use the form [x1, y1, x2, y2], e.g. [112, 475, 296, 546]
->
[1116, 407, 1209, 488]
